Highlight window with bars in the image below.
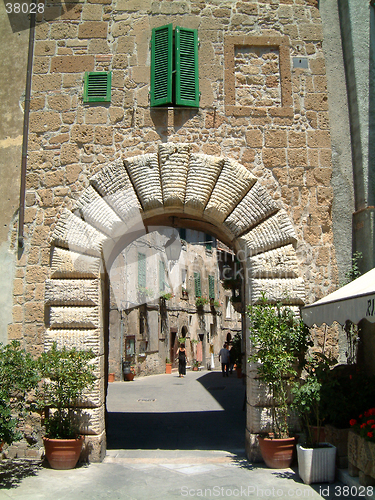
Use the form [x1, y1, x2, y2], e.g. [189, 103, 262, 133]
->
[83, 72, 111, 103]
[138, 252, 146, 288]
[150, 24, 199, 108]
[208, 275, 215, 300]
[194, 272, 201, 297]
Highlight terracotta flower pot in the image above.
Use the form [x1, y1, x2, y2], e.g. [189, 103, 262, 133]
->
[165, 363, 172, 374]
[43, 436, 83, 470]
[258, 436, 296, 469]
[108, 372, 115, 383]
[125, 372, 134, 381]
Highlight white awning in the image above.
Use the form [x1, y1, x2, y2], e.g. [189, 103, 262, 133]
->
[301, 268, 375, 326]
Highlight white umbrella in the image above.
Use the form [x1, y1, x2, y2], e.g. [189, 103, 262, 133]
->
[301, 268, 375, 327]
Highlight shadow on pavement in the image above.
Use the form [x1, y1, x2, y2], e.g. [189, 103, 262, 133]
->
[107, 371, 246, 452]
[0, 459, 42, 489]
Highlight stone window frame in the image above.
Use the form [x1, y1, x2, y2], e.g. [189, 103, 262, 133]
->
[224, 35, 293, 117]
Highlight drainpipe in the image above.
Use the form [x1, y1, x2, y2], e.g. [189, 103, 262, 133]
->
[18, 12, 36, 252]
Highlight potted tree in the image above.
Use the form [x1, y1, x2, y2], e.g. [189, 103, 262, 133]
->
[0, 341, 40, 450]
[248, 293, 310, 468]
[36, 343, 96, 470]
[292, 353, 337, 484]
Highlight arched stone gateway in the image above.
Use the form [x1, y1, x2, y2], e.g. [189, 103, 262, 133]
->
[46, 143, 305, 462]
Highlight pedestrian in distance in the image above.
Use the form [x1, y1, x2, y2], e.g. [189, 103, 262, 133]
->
[176, 343, 187, 377]
[219, 343, 230, 377]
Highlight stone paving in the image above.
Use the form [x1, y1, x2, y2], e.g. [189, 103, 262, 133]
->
[0, 370, 367, 500]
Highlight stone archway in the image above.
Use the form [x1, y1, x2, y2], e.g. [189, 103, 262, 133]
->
[45, 143, 305, 461]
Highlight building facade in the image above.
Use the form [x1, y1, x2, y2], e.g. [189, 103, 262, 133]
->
[108, 228, 241, 379]
[0, 0, 373, 461]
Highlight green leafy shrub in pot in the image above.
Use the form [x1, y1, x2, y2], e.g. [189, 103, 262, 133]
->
[0, 341, 40, 446]
[248, 293, 310, 439]
[36, 343, 96, 439]
[291, 352, 335, 447]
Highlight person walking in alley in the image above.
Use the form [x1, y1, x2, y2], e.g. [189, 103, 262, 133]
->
[176, 343, 187, 377]
[219, 343, 230, 377]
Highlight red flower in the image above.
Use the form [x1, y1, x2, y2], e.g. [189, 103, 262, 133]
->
[361, 423, 366, 428]
[359, 414, 363, 419]
[372, 425, 375, 429]
[368, 408, 375, 416]
[367, 419, 375, 425]
[367, 432, 373, 438]
[349, 419, 357, 426]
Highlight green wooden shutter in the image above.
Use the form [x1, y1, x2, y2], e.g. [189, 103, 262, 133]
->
[150, 24, 173, 106]
[83, 72, 111, 103]
[175, 26, 199, 107]
[208, 275, 215, 299]
[159, 261, 166, 292]
[138, 252, 146, 288]
[194, 272, 201, 297]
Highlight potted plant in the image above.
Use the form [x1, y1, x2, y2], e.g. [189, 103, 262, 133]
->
[36, 343, 95, 470]
[195, 296, 209, 309]
[192, 360, 200, 371]
[248, 293, 310, 468]
[326, 368, 375, 467]
[292, 353, 337, 484]
[0, 341, 40, 449]
[347, 408, 375, 485]
[165, 358, 172, 374]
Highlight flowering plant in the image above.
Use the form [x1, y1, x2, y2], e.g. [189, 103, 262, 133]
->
[349, 408, 375, 443]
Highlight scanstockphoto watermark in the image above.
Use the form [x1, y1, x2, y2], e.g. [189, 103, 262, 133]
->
[180, 486, 314, 498]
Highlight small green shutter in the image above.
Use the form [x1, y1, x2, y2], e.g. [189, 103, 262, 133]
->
[138, 252, 146, 288]
[150, 24, 173, 106]
[205, 233, 213, 251]
[175, 26, 199, 107]
[159, 261, 166, 292]
[194, 272, 201, 297]
[208, 275, 215, 300]
[83, 72, 111, 103]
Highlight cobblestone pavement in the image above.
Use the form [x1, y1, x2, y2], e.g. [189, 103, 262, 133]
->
[0, 370, 367, 500]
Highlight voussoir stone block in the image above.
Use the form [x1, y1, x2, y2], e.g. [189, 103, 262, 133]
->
[45, 279, 101, 306]
[44, 328, 104, 356]
[50, 247, 102, 278]
[250, 277, 305, 305]
[159, 143, 190, 207]
[49, 306, 100, 329]
[249, 244, 299, 279]
[225, 181, 279, 237]
[52, 209, 109, 256]
[124, 153, 163, 211]
[238, 210, 297, 257]
[90, 160, 143, 225]
[204, 158, 257, 223]
[74, 185, 126, 238]
[184, 153, 224, 215]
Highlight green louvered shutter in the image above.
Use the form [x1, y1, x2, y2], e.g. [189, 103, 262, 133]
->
[175, 26, 199, 107]
[194, 272, 201, 297]
[150, 24, 173, 106]
[138, 252, 146, 288]
[83, 72, 111, 103]
[208, 275, 215, 300]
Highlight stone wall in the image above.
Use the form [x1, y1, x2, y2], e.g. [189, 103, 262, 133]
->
[7, 0, 339, 461]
